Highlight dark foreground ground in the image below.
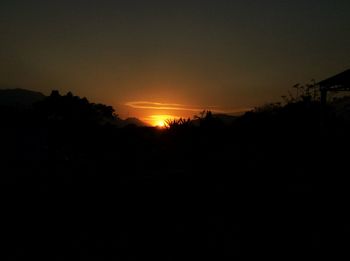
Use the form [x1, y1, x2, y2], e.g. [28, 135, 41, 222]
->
[2, 128, 350, 260]
[1, 96, 350, 260]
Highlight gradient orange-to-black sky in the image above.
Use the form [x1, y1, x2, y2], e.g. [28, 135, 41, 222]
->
[1, 0, 349, 125]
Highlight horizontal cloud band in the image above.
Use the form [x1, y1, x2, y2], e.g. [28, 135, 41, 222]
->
[126, 101, 203, 112]
[126, 101, 251, 114]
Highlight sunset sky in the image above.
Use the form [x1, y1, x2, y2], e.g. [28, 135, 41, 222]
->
[1, 0, 349, 124]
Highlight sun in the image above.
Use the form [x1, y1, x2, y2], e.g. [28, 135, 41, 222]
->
[148, 115, 178, 127]
[155, 119, 166, 127]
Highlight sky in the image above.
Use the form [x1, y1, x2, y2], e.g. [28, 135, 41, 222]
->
[1, 0, 349, 124]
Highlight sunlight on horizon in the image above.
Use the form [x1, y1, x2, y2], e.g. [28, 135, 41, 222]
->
[147, 115, 179, 127]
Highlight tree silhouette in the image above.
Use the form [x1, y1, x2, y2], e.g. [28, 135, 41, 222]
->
[34, 90, 119, 126]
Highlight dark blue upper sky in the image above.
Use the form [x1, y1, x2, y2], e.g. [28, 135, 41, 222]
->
[1, 0, 349, 119]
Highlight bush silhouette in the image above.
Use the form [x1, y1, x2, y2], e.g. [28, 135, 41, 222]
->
[164, 117, 192, 130]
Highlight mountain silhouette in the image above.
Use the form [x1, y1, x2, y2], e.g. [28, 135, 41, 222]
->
[212, 113, 238, 124]
[0, 88, 46, 107]
[190, 112, 238, 127]
[117, 117, 148, 127]
[0, 88, 149, 127]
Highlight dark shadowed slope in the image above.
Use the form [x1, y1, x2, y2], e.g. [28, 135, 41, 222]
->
[116, 117, 149, 127]
[0, 88, 46, 107]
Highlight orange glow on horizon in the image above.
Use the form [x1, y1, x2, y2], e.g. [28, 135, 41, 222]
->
[147, 115, 179, 127]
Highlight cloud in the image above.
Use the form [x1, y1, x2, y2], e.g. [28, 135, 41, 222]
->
[125, 101, 201, 112]
[125, 101, 252, 114]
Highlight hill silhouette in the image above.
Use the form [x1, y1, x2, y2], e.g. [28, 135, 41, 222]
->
[0, 88, 46, 107]
[116, 117, 148, 127]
